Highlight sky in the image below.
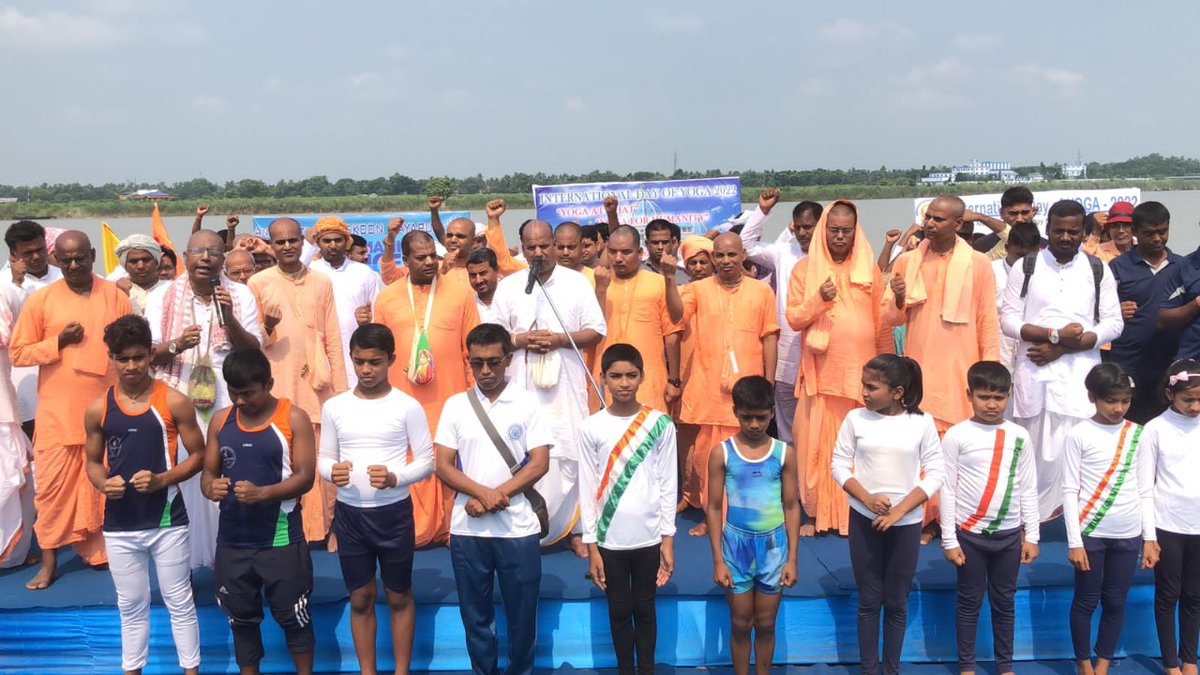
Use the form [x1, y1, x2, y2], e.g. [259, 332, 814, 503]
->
[3, 0, 1199, 186]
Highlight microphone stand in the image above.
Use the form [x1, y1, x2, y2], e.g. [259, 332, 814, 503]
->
[532, 272, 607, 409]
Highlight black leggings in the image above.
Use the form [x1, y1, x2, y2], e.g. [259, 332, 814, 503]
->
[1155, 529, 1200, 668]
[955, 527, 1022, 673]
[1070, 535, 1141, 661]
[599, 544, 660, 675]
[848, 509, 921, 675]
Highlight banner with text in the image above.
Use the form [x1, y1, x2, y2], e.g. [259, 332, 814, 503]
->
[913, 188, 1142, 236]
[533, 177, 743, 236]
[252, 212, 470, 272]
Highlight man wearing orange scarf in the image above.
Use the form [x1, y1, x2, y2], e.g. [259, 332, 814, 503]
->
[883, 196, 1000, 542]
[787, 202, 894, 537]
[11, 231, 131, 589]
[249, 218, 348, 548]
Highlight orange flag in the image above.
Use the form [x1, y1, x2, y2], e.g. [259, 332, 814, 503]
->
[150, 203, 184, 277]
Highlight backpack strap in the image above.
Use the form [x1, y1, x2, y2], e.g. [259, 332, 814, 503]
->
[1019, 252, 1038, 298]
[1087, 255, 1103, 324]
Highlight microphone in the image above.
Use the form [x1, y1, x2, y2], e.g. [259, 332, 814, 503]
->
[209, 275, 227, 328]
[524, 258, 542, 295]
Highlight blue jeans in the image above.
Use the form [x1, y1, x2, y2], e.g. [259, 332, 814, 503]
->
[450, 534, 542, 675]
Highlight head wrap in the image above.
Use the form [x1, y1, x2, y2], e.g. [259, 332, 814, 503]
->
[680, 236, 714, 262]
[115, 233, 163, 267]
[474, 222, 487, 237]
[310, 216, 351, 240]
[43, 227, 65, 256]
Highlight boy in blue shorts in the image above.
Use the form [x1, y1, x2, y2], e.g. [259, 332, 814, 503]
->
[706, 376, 800, 675]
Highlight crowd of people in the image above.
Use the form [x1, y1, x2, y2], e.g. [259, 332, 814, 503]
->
[0, 185, 1198, 675]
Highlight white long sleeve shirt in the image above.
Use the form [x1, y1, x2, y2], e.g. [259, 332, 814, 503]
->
[318, 388, 434, 508]
[739, 206, 805, 382]
[992, 258, 1018, 373]
[999, 248, 1123, 419]
[1061, 419, 1155, 549]
[1141, 408, 1200, 535]
[939, 420, 1039, 550]
[832, 409, 945, 527]
[308, 258, 384, 386]
[577, 408, 678, 550]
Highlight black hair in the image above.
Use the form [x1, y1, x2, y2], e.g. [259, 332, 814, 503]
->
[4, 220, 45, 252]
[103, 314, 153, 354]
[1164, 359, 1200, 394]
[608, 224, 642, 249]
[400, 230, 434, 258]
[966, 361, 1011, 393]
[554, 221, 582, 237]
[161, 248, 178, 266]
[1008, 222, 1041, 250]
[465, 323, 513, 355]
[223, 348, 272, 388]
[792, 201, 823, 222]
[1132, 201, 1170, 230]
[580, 225, 599, 243]
[466, 247, 498, 270]
[731, 376, 774, 411]
[1084, 362, 1134, 398]
[350, 234, 368, 248]
[596, 222, 610, 240]
[1084, 212, 1099, 237]
[349, 323, 395, 358]
[1000, 186, 1035, 209]
[645, 219, 681, 242]
[601, 343, 643, 373]
[864, 354, 924, 414]
[1046, 199, 1086, 226]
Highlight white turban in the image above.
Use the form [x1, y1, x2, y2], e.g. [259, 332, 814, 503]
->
[115, 234, 163, 266]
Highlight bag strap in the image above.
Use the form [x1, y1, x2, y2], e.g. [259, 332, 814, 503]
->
[1087, 255, 1103, 323]
[467, 389, 521, 476]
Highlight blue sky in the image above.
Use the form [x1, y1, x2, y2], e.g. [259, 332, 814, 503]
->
[3, 1, 1197, 185]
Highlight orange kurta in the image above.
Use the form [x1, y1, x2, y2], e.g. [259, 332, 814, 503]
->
[248, 267, 348, 542]
[486, 221, 527, 277]
[594, 270, 681, 413]
[11, 279, 131, 559]
[883, 241, 999, 427]
[374, 274, 479, 546]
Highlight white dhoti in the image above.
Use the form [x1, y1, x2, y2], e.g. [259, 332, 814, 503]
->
[1013, 410, 1085, 522]
[176, 407, 221, 570]
[0, 424, 34, 568]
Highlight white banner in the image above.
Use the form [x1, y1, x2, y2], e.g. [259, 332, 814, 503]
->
[913, 188, 1143, 235]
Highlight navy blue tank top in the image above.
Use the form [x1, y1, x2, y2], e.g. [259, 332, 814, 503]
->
[215, 399, 303, 549]
[101, 382, 188, 532]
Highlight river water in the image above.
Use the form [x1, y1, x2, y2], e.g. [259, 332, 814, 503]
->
[38, 190, 1200, 258]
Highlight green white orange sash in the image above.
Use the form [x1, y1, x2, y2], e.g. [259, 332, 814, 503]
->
[594, 407, 672, 546]
[1080, 421, 1141, 536]
[961, 429, 1025, 535]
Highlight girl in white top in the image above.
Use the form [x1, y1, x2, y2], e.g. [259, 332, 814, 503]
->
[1141, 359, 1200, 674]
[832, 354, 944, 675]
[1061, 362, 1158, 675]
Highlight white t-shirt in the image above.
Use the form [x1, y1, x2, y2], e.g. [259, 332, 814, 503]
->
[434, 384, 555, 538]
[309, 258, 384, 387]
[831, 408, 945, 527]
[939, 419, 1039, 549]
[577, 407, 678, 550]
[318, 388, 433, 508]
[1139, 409, 1200, 536]
[1061, 418, 1155, 548]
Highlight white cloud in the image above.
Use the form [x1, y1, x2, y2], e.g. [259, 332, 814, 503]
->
[0, 7, 124, 50]
[898, 58, 969, 87]
[952, 33, 1002, 51]
[1008, 64, 1085, 92]
[646, 9, 705, 36]
[563, 96, 585, 113]
[819, 17, 912, 44]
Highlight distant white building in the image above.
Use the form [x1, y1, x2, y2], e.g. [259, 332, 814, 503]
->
[921, 159, 1020, 184]
[921, 172, 954, 185]
[1062, 163, 1087, 180]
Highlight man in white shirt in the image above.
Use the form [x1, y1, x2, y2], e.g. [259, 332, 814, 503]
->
[434, 324, 551, 675]
[145, 229, 263, 568]
[110, 234, 167, 316]
[1000, 200, 1123, 522]
[491, 219, 606, 556]
[738, 190, 822, 444]
[990, 223, 1041, 374]
[4, 220, 63, 437]
[307, 217, 385, 386]
[320, 323, 433, 675]
[466, 247, 501, 324]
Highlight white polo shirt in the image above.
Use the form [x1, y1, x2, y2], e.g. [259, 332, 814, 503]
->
[434, 383, 555, 538]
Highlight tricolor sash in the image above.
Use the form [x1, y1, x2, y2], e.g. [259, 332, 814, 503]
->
[594, 407, 672, 546]
[1080, 421, 1142, 537]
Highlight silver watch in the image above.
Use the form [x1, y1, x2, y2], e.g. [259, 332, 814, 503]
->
[1048, 328, 1060, 345]
[167, 340, 180, 355]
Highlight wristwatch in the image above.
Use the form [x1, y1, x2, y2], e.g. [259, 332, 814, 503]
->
[1048, 328, 1060, 345]
[167, 340, 180, 355]
[667, 378, 682, 388]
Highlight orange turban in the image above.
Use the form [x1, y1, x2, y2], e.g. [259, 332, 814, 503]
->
[679, 236, 714, 262]
[311, 216, 350, 239]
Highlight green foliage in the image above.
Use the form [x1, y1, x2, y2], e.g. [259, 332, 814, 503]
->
[424, 176, 455, 199]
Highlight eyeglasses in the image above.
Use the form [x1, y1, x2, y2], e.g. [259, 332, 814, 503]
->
[467, 358, 506, 370]
[186, 247, 224, 258]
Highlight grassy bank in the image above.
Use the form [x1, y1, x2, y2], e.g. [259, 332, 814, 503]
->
[3, 179, 1196, 219]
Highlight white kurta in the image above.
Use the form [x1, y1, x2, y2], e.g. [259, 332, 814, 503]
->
[6, 266, 62, 423]
[740, 206, 805, 383]
[0, 283, 33, 568]
[309, 258, 384, 386]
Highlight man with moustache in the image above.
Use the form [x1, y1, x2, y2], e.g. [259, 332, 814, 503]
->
[223, 249, 256, 284]
[466, 248, 501, 324]
[308, 217, 385, 388]
[111, 235, 166, 316]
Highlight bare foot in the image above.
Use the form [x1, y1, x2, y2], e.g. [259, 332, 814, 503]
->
[1164, 669, 1183, 675]
[568, 534, 588, 558]
[688, 522, 707, 537]
[1181, 664, 1196, 675]
[1094, 657, 1110, 675]
[1076, 658, 1095, 675]
[799, 523, 816, 538]
[25, 553, 57, 591]
[326, 532, 338, 554]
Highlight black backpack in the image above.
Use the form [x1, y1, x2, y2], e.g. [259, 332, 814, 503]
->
[1019, 251, 1104, 323]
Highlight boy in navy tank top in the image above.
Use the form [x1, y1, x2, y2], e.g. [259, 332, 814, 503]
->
[201, 348, 317, 675]
[84, 315, 206, 674]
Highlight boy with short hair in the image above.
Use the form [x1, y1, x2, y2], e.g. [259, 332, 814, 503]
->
[705, 376, 800, 675]
[578, 344, 678, 675]
[939, 361, 1040, 675]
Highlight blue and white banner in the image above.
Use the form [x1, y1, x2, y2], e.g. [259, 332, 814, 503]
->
[913, 188, 1142, 235]
[533, 177, 742, 236]
[252, 211, 470, 272]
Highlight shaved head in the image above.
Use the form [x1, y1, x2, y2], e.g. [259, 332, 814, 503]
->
[56, 229, 91, 252]
[930, 195, 966, 218]
[828, 202, 856, 220]
[712, 232, 744, 254]
[520, 220, 553, 244]
[268, 217, 302, 240]
[188, 228, 223, 249]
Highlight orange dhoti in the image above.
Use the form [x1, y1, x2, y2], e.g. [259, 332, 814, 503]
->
[922, 417, 953, 527]
[795, 393, 858, 536]
[301, 422, 337, 543]
[33, 444, 107, 565]
[683, 424, 738, 509]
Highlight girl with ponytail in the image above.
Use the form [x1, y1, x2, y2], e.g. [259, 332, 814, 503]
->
[831, 354, 944, 674]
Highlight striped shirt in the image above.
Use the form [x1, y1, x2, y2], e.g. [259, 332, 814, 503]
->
[939, 420, 1039, 550]
[1061, 418, 1156, 549]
